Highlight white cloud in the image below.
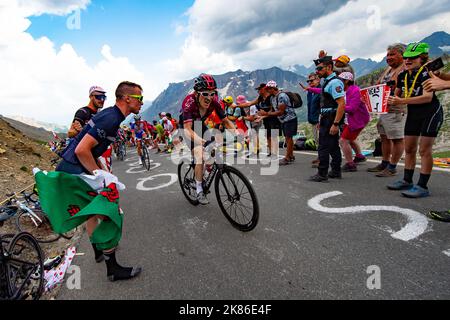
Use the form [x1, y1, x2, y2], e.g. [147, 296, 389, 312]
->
[0, 0, 155, 126]
[166, 0, 450, 81]
[165, 36, 239, 82]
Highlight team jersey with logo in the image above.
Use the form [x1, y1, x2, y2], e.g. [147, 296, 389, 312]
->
[61, 106, 125, 170]
[182, 93, 226, 125]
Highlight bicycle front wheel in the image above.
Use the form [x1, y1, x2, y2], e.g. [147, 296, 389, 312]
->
[16, 210, 61, 244]
[6, 232, 44, 300]
[178, 161, 200, 206]
[142, 146, 151, 171]
[215, 166, 259, 232]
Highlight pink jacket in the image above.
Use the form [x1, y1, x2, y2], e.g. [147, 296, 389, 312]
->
[307, 85, 370, 131]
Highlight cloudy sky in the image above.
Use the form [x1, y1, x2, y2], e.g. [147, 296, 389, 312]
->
[0, 0, 449, 126]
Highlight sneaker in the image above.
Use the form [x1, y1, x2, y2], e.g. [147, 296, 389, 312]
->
[387, 180, 413, 191]
[309, 174, 328, 182]
[289, 156, 296, 163]
[427, 210, 450, 222]
[354, 156, 367, 164]
[139, 159, 143, 165]
[376, 168, 397, 178]
[402, 185, 430, 198]
[367, 164, 386, 173]
[328, 171, 342, 179]
[311, 159, 320, 165]
[197, 192, 209, 205]
[342, 163, 357, 172]
[279, 158, 291, 166]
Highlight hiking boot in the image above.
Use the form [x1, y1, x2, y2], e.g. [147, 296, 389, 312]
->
[354, 155, 367, 164]
[342, 163, 357, 172]
[402, 185, 430, 199]
[197, 192, 209, 205]
[367, 164, 386, 173]
[387, 180, 413, 191]
[427, 210, 450, 222]
[376, 168, 397, 178]
[328, 171, 342, 179]
[309, 174, 328, 183]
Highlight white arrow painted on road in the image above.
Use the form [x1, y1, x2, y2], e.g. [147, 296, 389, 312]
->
[308, 191, 429, 242]
[136, 174, 178, 191]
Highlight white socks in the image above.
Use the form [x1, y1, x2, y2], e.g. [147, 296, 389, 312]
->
[196, 181, 203, 194]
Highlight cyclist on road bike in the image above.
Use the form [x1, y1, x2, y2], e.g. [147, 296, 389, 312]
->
[182, 74, 237, 205]
[132, 115, 148, 165]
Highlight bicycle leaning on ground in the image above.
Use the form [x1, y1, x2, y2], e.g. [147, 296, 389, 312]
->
[178, 140, 259, 232]
[0, 232, 44, 300]
[0, 188, 76, 243]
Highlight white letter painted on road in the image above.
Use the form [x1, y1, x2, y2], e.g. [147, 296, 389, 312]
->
[307, 191, 429, 242]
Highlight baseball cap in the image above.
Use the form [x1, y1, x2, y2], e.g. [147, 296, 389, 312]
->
[161, 112, 167, 116]
[236, 95, 247, 105]
[403, 42, 430, 58]
[314, 56, 333, 66]
[266, 81, 278, 88]
[89, 86, 106, 96]
[333, 55, 351, 65]
[255, 83, 266, 90]
[338, 72, 354, 81]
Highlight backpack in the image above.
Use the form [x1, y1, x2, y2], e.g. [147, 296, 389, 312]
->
[294, 138, 306, 151]
[285, 92, 303, 109]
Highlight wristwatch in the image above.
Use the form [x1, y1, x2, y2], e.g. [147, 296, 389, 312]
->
[333, 122, 339, 126]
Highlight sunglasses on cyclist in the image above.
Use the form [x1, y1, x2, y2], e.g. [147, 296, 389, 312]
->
[199, 91, 217, 98]
[306, 79, 315, 83]
[128, 95, 144, 102]
[93, 95, 107, 101]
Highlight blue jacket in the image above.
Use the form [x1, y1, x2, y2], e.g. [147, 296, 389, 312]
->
[307, 89, 321, 125]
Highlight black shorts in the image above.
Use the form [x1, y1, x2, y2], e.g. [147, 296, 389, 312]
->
[405, 106, 443, 138]
[282, 118, 298, 138]
[264, 117, 282, 138]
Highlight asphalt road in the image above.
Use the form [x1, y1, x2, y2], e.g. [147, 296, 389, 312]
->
[59, 146, 450, 300]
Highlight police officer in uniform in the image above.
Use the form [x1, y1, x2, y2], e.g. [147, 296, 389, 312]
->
[309, 56, 346, 182]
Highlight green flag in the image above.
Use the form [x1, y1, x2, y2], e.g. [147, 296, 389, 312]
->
[35, 171, 123, 251]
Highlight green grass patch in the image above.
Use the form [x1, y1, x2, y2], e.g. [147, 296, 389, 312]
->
[433, 151, 450, 158]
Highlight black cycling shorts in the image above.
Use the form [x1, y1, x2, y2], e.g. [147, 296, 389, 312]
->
[405, 106, 443, 138]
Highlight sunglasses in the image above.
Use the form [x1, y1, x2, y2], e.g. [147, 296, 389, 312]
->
[93, 95, 107, 101]
[128, 95, 144, 102]
[404, 56, 420, 60]
[307, 79, 316, 83]
[315, 66, 325, 71]
[199, 91, 217, 97]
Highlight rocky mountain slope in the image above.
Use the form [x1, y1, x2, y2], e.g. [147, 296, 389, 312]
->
[143, 66, 308, 122]
[0, 116, 56, 199]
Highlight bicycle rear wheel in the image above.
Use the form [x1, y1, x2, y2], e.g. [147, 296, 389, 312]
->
[6, 232, 44, 300]
[178, 161, 200, 206]
[215, 166, 259, 232]
[142, 146, 151, 171]
[16, 210, 61, 244]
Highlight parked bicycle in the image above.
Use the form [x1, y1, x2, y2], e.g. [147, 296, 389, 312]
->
[0, 232, 44, 300]
[178, 140, 259, 232]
